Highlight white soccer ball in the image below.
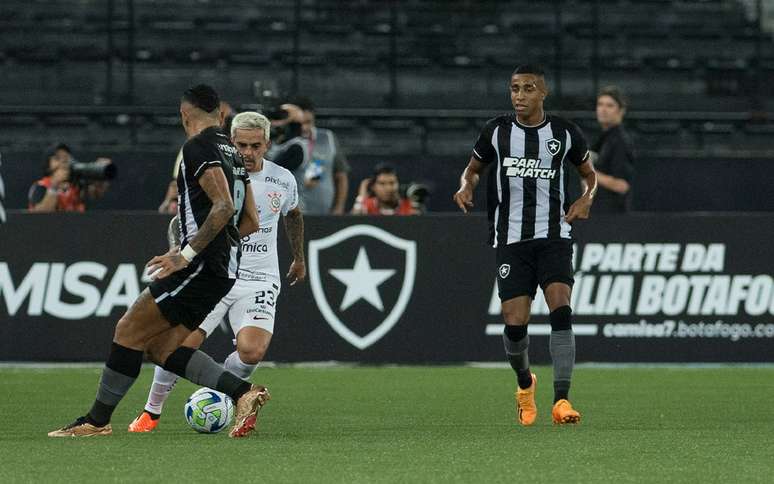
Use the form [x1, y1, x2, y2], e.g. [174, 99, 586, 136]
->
[184, 387, 234, 433]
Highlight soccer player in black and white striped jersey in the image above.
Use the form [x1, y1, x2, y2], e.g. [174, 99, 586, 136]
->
[49, 85, 270, 439]
[454, 64, 598, 426]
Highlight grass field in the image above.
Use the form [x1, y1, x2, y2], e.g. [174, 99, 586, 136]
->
[1, 365, 772, 483]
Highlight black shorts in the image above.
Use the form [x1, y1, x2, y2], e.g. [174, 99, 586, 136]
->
[149, 261, 235, 331]
[496, 238, 574, 301]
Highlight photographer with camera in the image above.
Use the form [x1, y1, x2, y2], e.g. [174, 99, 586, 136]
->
[351, 163, 418, 216]
[28, 143, 115, 212]
[266, 98, 349, 215]
[265, 103, 310, 175]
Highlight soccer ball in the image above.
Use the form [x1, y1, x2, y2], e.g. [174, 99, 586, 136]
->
[184, 387, 234, 433]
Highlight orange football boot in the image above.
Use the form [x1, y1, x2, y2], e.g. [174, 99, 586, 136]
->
[128, 411, 159, 433]
[515, 373, 537, 426]
[552, 399, 581, 424]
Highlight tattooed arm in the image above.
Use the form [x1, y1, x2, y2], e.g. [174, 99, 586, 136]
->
[146, 167, 233, 279]
[283, 207, 306, 285]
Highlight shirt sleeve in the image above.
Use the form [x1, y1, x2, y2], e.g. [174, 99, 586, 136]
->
[172, 148, 183, 179]
[182, 139, 221, 180]
[566, 122, 590, 166]
[283, 175, 299, 215]
[471, 118, 498, 164]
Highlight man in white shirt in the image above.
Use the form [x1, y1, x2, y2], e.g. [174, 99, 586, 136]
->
[129, 112, 306, 432]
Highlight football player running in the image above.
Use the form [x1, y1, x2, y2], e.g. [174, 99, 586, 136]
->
[129, 112, 306, 434]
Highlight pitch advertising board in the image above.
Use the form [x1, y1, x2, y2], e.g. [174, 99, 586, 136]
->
[1, 213, 772, 362]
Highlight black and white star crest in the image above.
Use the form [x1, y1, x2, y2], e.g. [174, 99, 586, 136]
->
[546, 138, 561, 156]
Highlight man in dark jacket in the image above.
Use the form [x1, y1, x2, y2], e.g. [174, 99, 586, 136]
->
[591, 86, 635, 213]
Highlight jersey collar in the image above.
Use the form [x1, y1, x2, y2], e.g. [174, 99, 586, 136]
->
[513, 113, 548, 129]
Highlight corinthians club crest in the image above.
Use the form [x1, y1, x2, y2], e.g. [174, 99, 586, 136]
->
[309, 225, 416, 350]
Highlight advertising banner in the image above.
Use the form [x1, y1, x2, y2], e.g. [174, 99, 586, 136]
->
[1, 212, 772, 362]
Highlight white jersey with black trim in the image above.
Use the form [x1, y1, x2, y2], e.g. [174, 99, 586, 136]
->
[238, 159, 299, 281]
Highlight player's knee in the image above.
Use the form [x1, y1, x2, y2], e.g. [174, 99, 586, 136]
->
[238, 346, 266, 365]
[544, 283, 571, 309]
[238, 338, 269, 365]
[549, 305, 572, 331]
[144, 343, 168, 366]
[114, 314, 141, 348]
[502, 307, 529, 325]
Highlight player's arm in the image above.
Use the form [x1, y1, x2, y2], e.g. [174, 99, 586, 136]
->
[146, 167, 234, 279]
[185, 167, 235, 252]
[565, 159, 597, 223]
[453, 156, 486, 213]
[283, 206, 306, 285]
[238, 185, 259, 237]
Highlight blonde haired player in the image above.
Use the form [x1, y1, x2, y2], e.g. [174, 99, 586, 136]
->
[129, 112, 306, 433]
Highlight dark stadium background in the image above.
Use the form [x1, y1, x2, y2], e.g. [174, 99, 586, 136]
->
[2, 0, 774, 364]
[2, 4, 774, 480]
[1, 0, 773, 212]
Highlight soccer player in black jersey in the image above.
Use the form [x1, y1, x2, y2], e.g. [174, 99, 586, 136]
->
[454, 65, 598, 426]
[49, 85, 269, 438]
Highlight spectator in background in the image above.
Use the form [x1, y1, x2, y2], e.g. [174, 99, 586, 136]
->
[28, 143, 114, 212]
[29, 144, 84, 212]
[590, 86, 635, 213]
[352, 163, 417, 215]
[293, 97, 350, 215]
[265, 103, 311, 173]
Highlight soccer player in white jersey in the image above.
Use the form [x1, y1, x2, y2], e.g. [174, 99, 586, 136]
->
[129, 111, 305, 433]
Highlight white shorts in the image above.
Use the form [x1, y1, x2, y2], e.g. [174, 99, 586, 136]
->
[198, 277, 281, 338]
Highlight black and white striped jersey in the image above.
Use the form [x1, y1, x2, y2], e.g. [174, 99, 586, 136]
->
[472, 113, 589, 247]
[177, 126, 250, 278]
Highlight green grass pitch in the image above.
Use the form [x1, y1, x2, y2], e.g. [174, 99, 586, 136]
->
[1, 365, 771, 483]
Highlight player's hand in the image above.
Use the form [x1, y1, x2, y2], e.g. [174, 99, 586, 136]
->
[286, 259, 306, 286]
[145, 246, 188, 280]
[453, 186, 474, 213]
[565, 195, 593, 223]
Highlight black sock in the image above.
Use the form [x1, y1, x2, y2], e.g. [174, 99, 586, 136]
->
[516, 369, 533, 390]
[87, 342, 143, 427]
[86, 401, 114, 427]
[503, 325, 532, 389]
[554, 381, 570, 403]
[164, 346, 252, 401]
[220, 374, 252, 402]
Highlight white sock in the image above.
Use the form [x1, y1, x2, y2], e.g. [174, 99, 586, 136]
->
[224, 351, 258, 380]
[144, 365, 180, 416]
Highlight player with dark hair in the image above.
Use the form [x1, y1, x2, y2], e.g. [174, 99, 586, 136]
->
[48, 84, 268, 438]
[128, 111, 306, 433]
[454, 64, 597, 426]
